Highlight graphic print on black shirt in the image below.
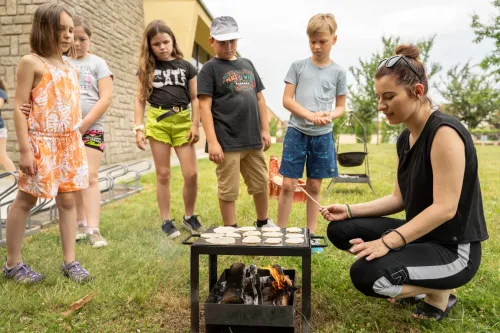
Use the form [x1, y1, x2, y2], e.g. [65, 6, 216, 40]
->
[153, 68, 188, 87]
[223, 69, 256, 92]
[147, 59, 197, 109]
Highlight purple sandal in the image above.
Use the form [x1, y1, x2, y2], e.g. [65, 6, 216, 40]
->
[3, 262, 45, 284]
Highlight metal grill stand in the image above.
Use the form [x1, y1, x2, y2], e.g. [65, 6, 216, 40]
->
[184, 229, 327, 333]
[326, 112, 377, 196]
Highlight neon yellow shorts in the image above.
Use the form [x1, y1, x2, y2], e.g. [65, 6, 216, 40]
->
[145, 106, 192, 146]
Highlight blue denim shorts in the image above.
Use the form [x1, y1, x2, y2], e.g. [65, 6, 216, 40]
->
[279, 127, 338, 179]
[0, 117, 7, 139]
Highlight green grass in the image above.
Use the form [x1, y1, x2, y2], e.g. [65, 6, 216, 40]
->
[0, 144, 499, 332]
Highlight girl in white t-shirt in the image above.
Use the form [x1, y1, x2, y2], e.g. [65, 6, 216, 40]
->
[68, 17, 113, 248]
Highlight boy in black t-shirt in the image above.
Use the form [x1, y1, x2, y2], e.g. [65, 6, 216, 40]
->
[198, 16, 275, 228]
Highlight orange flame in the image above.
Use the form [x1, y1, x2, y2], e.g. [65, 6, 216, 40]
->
[263, 265, 292, 290]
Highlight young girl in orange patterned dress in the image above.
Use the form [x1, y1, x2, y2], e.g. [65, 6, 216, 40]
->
[3, 3, 92, 284]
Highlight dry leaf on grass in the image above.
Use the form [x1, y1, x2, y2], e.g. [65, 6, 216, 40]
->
[61, 292, 96, 317]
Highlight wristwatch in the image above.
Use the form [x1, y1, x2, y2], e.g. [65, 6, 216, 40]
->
[133, 124, 145, 134]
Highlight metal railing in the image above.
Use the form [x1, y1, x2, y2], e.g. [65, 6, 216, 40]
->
[0, 160, 153, 245]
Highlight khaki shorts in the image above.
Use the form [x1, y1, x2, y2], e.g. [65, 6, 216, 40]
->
[145, 106, 192, 146]
[216, 149, 268, 201]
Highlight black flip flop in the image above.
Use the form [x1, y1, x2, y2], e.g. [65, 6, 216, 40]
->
[412, 294, 457, 321]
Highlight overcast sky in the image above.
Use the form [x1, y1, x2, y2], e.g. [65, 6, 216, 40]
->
[203, 0, 496, 120]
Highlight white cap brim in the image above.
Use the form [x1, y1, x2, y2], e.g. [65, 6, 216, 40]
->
[211, 32, 243, 41]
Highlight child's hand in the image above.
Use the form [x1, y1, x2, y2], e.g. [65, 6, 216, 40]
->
[312, 112, 332, 126]
[135, 131, 147, 151]
[187, 126, 200, 145]
[19, 103, 32, 119]
[79, 120, 89, 135]
[261, 130, 271, 151]
[19, 151, 37, 175]
[208, 141, 224, 164]
[320, 204, 349, 221]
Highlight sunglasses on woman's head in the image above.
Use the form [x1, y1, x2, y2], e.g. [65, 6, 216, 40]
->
[377, 55, 421, 80]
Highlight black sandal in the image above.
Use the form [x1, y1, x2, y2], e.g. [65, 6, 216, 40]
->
[412, 294, 457, 321]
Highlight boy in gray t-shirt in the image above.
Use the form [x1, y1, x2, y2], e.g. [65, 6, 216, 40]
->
[277, 13, 347, 245]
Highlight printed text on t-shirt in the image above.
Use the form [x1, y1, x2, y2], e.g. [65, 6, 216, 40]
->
[153, 68, 187, 88]
[223, 69, 256, 92]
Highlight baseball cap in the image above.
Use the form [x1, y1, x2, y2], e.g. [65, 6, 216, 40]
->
[210, 16, 243, 41]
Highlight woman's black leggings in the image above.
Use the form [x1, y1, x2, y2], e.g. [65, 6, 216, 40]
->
[327, 217, 482, 299]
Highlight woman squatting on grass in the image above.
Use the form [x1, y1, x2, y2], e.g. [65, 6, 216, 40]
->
[134, 20, 203, 238]
[321, 44, 488, 322]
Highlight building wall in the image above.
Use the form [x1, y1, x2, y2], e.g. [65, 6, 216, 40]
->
[143, 0, 213, 60]
[0, 0, 147, 165]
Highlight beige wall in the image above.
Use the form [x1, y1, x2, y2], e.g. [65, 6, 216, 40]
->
[0, 0, 147, 165]
[143, 0, 213, 61]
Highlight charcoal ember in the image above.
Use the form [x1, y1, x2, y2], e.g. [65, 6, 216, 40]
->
[275, 291, 290, 306]
[241, 264, 260, 305]
[244, 294, 254, 305]
[259, 276, 273, 286]
[254, 268, 263, 305]
[219, 263, 245, 304]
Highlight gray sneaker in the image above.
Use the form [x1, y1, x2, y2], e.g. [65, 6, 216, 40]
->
[88, 230, 108, 248]
[183, 215, 204, 233]
[3, 262, 45, 284]
[161, 220, 180, 238]
[62, 261, 92, 283]
[76, 223, 88, 241]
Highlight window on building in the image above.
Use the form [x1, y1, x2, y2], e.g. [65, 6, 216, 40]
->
[191, 43, 212, 72]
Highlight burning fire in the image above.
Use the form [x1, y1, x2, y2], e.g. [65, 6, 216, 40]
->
[263, 264, 293, 290]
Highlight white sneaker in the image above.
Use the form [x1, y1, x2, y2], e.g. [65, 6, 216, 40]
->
[88, 230, 108, 248]
[254, 218, 277, 228]
[76, 224, 88, 241]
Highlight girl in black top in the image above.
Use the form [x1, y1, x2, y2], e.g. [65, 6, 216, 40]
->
[0, 77, 16, 172]
[134, 21, 203, 237]
[321, 44, 488, 321]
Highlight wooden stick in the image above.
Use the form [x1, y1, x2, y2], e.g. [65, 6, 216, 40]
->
[296, 186, 322, 208]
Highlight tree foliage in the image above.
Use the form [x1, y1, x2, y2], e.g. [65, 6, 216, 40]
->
[347, 36, 441, 138]
[471, 0, 500, 78]
[435, 62, 500, 129]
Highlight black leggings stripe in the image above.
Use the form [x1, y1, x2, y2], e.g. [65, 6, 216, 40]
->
[327, 217, 482, 298]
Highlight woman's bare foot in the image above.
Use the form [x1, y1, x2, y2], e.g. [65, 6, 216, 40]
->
[387, 294, 425, 305]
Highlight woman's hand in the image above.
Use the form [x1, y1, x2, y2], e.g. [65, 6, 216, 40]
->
[19, 151, 37, 175]
[135, 130, 147, 150]
[349, 238, 390, 261]
[187, 125, 200, 145]
[19, 103, 32, 119]
[320, 204, 349, 221]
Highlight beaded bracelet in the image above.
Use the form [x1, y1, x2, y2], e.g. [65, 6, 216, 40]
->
[345, 204, 353, 219]
[381, 229, 407, 251]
